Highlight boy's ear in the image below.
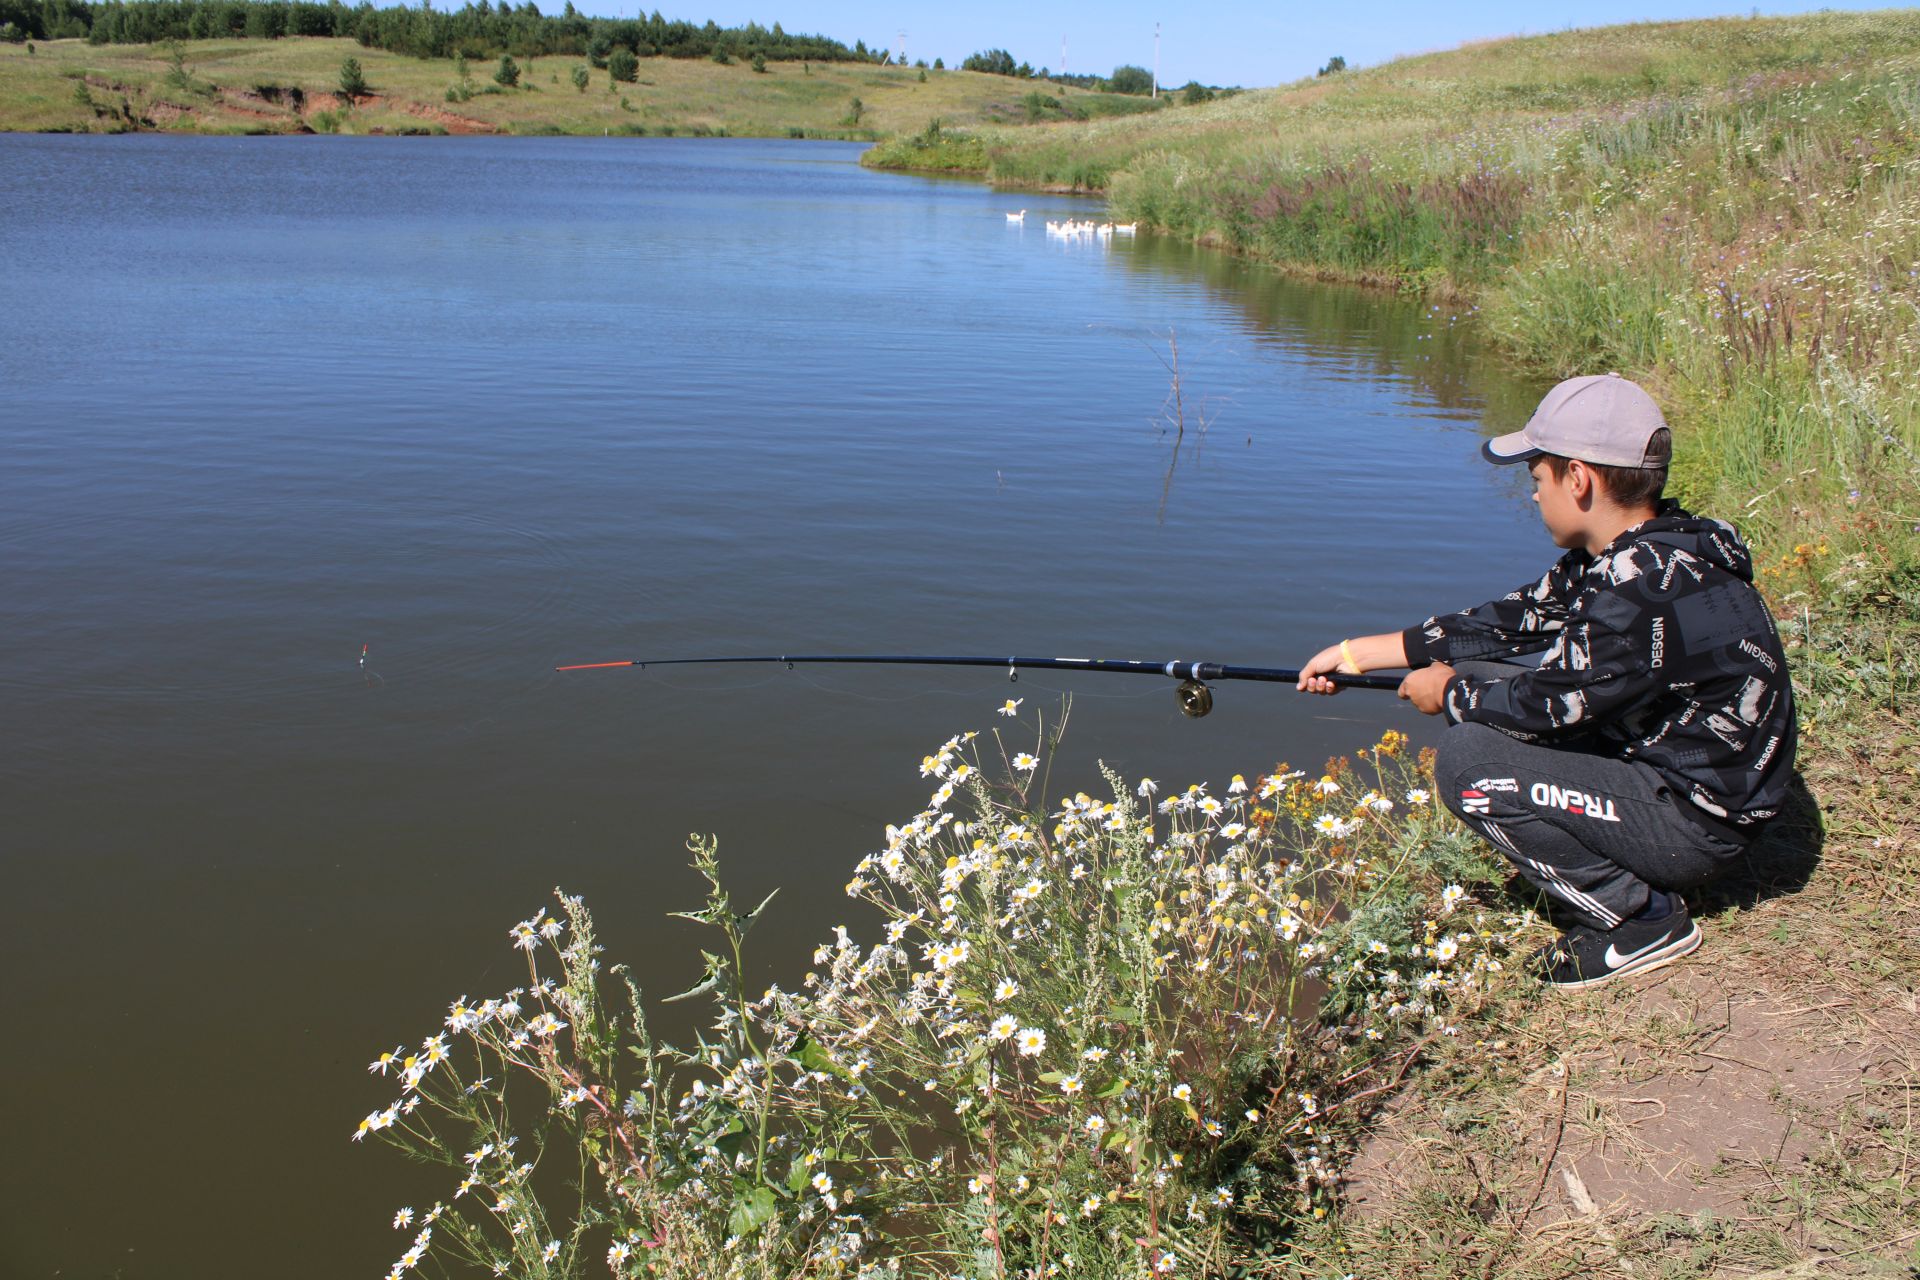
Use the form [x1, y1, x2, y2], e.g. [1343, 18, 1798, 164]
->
[1567, 459, 1595, 502]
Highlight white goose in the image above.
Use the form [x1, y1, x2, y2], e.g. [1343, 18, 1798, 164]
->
[1006, 209, 1027, 223]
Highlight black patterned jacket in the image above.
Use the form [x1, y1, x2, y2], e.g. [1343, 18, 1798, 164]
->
[1402, 503, 1796, 839]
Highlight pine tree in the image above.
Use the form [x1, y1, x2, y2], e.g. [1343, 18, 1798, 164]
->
[339, 56, 368, 101]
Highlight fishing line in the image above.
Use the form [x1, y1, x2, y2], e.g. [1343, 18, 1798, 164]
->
[641, 670, 791, 696]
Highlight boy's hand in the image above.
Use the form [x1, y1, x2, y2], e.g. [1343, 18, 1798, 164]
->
[1398, 663, 1455, 715]
[1296, 643, 1352, 695]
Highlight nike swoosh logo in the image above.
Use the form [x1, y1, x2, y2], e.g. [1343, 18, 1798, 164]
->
[1604, 935, 1676, 968]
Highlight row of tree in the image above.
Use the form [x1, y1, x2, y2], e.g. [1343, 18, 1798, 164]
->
[961, 49, 1209, 97]
[0, 0, 883, 64]
[0, 0, 90, 39]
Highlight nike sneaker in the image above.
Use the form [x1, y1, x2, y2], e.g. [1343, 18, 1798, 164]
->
[1534, 901, 1701, 989]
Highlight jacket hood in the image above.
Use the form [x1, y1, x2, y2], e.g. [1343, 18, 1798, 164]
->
[1616, 502, 1755, 582]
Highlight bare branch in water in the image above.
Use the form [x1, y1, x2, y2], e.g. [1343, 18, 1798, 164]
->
[1151, 328, 1216, 523]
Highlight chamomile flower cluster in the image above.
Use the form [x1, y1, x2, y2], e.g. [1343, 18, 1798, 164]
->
[779, 722, 1519, 1272]
[354, 719, 1523, 1279]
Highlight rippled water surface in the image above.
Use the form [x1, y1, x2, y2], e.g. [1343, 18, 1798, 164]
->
[0, 134, 1549, 1277]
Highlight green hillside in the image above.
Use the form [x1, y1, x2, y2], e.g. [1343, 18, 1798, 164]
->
[0, 35, 1150, 136]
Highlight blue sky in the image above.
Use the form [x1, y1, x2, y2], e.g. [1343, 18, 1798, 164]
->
[577, 1, 1898, 89]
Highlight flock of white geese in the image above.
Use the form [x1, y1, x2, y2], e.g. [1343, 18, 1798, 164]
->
[1004, 209, 1138, 238]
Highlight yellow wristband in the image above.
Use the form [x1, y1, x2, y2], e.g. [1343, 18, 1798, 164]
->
[1338, 639, 1360, 675]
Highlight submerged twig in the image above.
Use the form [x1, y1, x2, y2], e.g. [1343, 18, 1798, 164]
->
[1149, 328, 1217, 523]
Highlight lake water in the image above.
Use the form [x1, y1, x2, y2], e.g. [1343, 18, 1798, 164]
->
[0, 134, 1548, 1277]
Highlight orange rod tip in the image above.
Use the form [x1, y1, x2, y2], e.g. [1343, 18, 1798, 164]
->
[555, 660, 636, 671]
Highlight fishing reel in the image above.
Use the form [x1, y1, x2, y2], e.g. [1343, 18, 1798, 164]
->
[1176, 679, 1214, 718]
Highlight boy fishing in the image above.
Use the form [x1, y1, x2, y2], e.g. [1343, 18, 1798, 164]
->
[1298, 374, 1797, 988]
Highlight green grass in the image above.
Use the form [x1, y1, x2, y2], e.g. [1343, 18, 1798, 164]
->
[0, 37, 1158, 138]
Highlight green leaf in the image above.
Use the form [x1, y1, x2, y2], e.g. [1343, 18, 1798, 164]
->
[1037, 1071, 1065, 1084]
[738, 887, 780, 924]
[1096, 1078, 1129, 1099]
[794, 1034, 851, 1080]
[1105, 1129, 1131, 1151]
[728, 1185, 778, 1235]
[1105, 1004, 1141, 1024]
[662, 951, 727, 1004]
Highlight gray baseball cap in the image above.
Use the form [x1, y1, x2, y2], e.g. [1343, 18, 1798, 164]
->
[1483, 373, 1671, 468]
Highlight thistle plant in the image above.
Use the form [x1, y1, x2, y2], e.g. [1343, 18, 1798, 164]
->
[354, 703, 1527, 1278]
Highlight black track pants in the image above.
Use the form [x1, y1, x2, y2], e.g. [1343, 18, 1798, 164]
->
[1431, 673, 1747, 930]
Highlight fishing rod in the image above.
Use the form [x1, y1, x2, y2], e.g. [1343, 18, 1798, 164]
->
[553, 653, 1402, 718]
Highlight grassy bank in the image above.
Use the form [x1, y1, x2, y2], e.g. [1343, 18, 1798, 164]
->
[0, 36, 1133, 136]
[872, 10, 1920, 1276]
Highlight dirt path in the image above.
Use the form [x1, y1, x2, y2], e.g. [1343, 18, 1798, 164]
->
[1313, 717, 1919, 1278]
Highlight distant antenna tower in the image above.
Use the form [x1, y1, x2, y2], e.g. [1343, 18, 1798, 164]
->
[897, 30, 906, 65]
[1060, 35, 1067, 77]
[1152, 22, 1160, 98]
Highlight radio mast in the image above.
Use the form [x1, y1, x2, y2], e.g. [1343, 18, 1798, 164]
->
[1152, 23, 1160, 98]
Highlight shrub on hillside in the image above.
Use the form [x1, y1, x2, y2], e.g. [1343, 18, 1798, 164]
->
[962, 47, 1016, 76]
